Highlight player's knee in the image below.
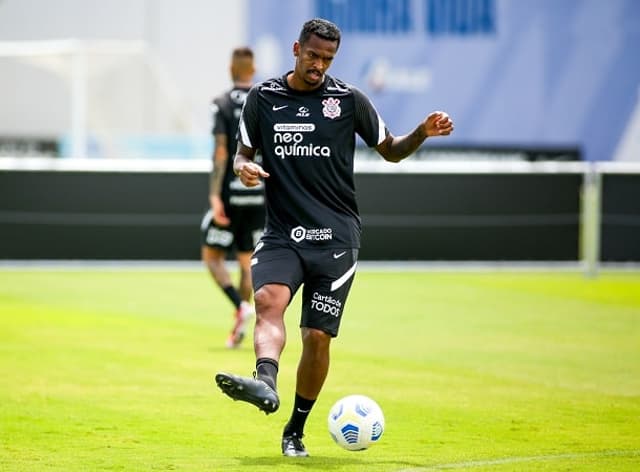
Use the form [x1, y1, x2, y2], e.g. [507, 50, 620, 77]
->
[206, 259, 226, 274]
[254, 286, 275, 312]
[254, 285, 289, 315]
[202, 247, 224, 265]
[302, 328, 331, 350]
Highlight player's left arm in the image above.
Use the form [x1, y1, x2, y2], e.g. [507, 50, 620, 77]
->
[352, 86, 453, 163]
[376, 111, 454, 163]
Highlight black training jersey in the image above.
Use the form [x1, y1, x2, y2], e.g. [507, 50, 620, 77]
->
[238, 73, 388, 248]
[211, 86, 264, 207]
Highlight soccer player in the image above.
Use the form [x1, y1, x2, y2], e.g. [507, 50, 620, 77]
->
[215, 19, 453, 456]
[200, 47, 265, 349]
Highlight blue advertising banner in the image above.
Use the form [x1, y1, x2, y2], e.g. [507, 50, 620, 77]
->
[248, 0, 640, 161]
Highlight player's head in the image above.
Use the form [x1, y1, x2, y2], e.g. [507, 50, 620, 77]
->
[298, 18, 341, 50]
[292, 18, 341, 89]
[230, 46, 255, 83]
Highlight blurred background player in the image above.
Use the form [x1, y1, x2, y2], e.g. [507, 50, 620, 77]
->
[200, 47, 265, 348]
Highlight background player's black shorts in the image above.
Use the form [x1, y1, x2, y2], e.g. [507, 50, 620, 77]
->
[200, 205, 265, 252]
[251, 241, 359, 337]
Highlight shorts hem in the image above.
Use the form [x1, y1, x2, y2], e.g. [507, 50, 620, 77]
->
[300, 323, 338, 338]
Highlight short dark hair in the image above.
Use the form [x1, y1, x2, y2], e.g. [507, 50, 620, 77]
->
[298, 18, 341, 49]
[231, 47, 254, 61]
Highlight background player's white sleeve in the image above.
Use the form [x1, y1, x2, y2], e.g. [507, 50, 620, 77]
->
[236, 86, 260, 149]
[238, 115, 252, 148]
[211, 99, 227, 137]
[352, 87, 389, 147]
[210, 103, 219, 135]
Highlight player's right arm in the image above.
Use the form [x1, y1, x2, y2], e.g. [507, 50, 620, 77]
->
[210, 132, 230, 226]
[233, 86, 269, 188]
[209, 99, 231, 226]
[234, 144, 269, 188]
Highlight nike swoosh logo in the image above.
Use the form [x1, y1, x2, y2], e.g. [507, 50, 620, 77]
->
[333, 251, 347, 259]
[296, 408, 310, 413]
[272, 105, 288, 111]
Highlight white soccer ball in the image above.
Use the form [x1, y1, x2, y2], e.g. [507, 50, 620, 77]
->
[327, 394, 385, 451]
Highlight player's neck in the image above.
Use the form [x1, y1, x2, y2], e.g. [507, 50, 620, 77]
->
[286, 72, 324, 92]
[233, 80, 252, 88]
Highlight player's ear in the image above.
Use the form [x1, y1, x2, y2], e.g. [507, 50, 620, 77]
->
[293, 41, 300, 57]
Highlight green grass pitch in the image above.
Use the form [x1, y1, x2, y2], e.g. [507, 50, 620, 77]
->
[1, 268, 639, 471]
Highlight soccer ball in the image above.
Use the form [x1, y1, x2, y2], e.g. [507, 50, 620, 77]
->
[327, 394, 385, 451]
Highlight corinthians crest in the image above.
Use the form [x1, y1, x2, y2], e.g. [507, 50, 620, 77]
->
[322, 97, 341, 119]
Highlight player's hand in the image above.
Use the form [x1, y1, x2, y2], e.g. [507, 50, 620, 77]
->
[211, 195, 230, 227]
[237, 162, 270, 187]
[424, 111, 454, 137]
[211, 201, 231, 226]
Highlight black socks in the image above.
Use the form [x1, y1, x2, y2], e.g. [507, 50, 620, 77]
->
[255, 359, 316, 437]
[222, 285, 242, 309]
[256, 358, 279, 390]
[283, 393, 316, 437]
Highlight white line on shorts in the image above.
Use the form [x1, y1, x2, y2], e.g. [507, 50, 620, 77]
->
[330, 261, 357, 292]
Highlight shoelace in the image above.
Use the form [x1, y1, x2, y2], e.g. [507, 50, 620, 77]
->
[285, 434, 306, 451]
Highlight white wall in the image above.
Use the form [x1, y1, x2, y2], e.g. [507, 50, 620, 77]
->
[0, 0, 246, 145]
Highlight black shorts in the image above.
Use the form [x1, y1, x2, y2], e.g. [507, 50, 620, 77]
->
[200, 205, 265, 252]
[251, 241, 359, 337]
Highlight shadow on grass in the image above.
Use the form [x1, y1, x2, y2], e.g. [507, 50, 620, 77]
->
[237, 455, 423, 469]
